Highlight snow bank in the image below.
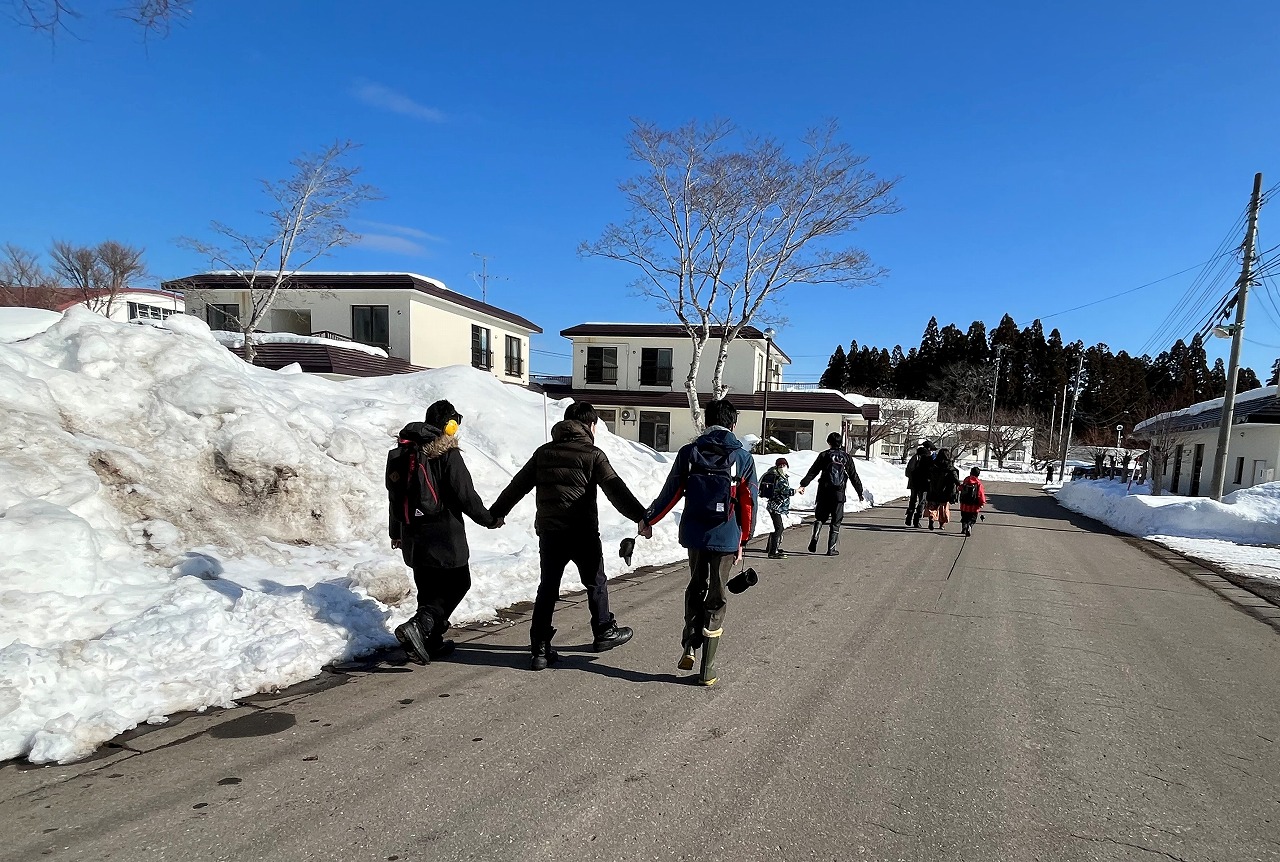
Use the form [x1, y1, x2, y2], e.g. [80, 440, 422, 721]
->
[211, 330, 389, 357]
[0, 307, 63, 343]
[1055, 479, 1280, 582]
[0, 310, 907, 764]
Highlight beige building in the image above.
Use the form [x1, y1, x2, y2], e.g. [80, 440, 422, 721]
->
[169, 272, 541, 385]
[545, 323, 868, 453]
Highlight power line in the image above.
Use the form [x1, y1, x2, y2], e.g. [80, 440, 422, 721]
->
[1020, 258, 1223, 326]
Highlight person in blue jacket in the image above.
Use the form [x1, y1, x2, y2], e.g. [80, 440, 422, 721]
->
[639, 399, 757, 686]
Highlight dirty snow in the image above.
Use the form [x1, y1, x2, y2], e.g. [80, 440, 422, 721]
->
[0, 310, 906, 764]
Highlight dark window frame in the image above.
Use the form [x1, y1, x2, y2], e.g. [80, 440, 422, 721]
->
[638, 410, 671, 452]
[1234, 456, 1246, 485]
[471, 325, 493, 370]
[585, 346, 619, 385]
[206, 303, 240, 331]
[504, 334, 523, 377]
[639, 347, 674, 387]
[351, 305, 390, 351]
[596, 408, 617, 435]
[128, 301, 175, 321]
[765, 417, 815, 451]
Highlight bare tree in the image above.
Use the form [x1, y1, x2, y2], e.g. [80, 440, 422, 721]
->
[1131, 400, 1185, 495]
[987, 406, 1038, 469]
[179, 141, 381, 363]
[581, 118, 899, 429]
[0, 243, 62, 309]
[865, 397, 932, 460]
[48, 239, 146, 316]
[11, 0, 190, 38]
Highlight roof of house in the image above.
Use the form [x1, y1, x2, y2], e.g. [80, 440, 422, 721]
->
[1133, 389, 1280, 435]
[46, 287, 184, 312]
[559, 323, 792, 363]
[226, 342, 425, 378]
[538, 384, 864, 416]
[168, 272, 542, 334]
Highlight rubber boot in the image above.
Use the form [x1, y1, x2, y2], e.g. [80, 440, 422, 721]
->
[698, 629, 721, 686]
[395, 612, 434, 666]
[678, 624, 703, 670]
[807, 523, 821, 554]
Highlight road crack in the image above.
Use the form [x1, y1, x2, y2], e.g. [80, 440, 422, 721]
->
[1069, 833, 1192, 862]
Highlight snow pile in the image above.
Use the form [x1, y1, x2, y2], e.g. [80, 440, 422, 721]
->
[1134, 386, 1276, 433]
[0, 307, 63, 343]
[211, 330, 389, 357]
[0, 310, 906, 764]
[1055, 479, 1280, 582]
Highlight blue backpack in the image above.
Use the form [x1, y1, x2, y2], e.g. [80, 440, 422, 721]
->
[683, 442, 738, 527]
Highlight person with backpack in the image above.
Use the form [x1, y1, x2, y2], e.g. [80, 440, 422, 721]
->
[638, 398, 757, 686]
[904, 445, 931, 527]
[488, 401, 648, 671]
[759, 457, 795, 559]
[798, 432, 864, 556]
[923, 448, 961, 531]
[388, 399, 500, 665]
[958, 467, 988, 537]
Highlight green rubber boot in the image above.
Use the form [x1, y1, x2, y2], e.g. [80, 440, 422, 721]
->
[698, 630, 721, 686]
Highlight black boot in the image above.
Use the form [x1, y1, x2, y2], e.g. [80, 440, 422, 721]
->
[766, 533, 779, 558]
[531, 627, 561, 671]
[593, 621, 634, 652]
[807, 524, 820, 554]
[394, 613, 434, 665]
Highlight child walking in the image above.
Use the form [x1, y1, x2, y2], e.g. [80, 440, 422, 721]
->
[958, 467, 988, 537]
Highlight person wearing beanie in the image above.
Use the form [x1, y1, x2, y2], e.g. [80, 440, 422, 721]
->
[489, 401, 649, 670]
[798, 432, 864, 555]
[388, 399, 500, 665]
[759, 457, 796, 559]
[904, 445, 931, 527]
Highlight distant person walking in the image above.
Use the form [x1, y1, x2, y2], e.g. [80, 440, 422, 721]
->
[904, 445, 931, 527]
[1046, 463, 1055, 484]
[489, 401, 648, 671]
[923, 448, 961, 531]
[387, 400, 500, 665]
[958, 467, 988, 537]
[799, 432, 864, 555]
[640, 398, 757, 686]
[759, 457, 795, 558]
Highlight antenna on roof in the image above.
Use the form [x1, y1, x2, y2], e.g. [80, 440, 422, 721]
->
[470, 253, 509, 304]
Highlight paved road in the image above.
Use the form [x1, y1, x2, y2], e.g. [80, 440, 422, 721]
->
[3, 484, 1279, 862]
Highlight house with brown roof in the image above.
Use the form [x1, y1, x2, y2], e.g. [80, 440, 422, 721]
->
[167, 272, 542, 384]
[543, 323, 867, 452]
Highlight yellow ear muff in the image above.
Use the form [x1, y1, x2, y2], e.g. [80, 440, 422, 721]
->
[444, 419, 459, 436]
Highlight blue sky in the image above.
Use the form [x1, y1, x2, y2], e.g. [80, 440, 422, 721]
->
[3, 1, 1280, 383]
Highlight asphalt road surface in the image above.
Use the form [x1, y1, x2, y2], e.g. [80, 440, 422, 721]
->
[3, 483, 1279, 862]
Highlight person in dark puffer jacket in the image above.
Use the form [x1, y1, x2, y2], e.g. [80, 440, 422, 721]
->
[489, 401, 649, 670]
[390, 399, 499, 665]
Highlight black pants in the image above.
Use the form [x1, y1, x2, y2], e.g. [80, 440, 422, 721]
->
[685, 549, 735, 641]
[905, 489, 926, 524]
[811, 498, 845, 552]
[413, 564, 471, 644]
[532, 533, 614, 643]
[766, 511, 786, 555]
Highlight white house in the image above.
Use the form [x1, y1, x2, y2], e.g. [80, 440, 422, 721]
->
[1134, 386, 1280, 496]
[168, 272, 542, 385]
[544, 323, 868, 452]
[55, 287, 185, 321]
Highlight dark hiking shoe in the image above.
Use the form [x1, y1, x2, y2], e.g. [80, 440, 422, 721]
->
[807, 538, 818, 553]
[593, 623, 634, 652]
[426, 639, 456, 661]
[913, 519, 922, 528]
[530, 642, 560, 671]
[394, 616, 433, 666]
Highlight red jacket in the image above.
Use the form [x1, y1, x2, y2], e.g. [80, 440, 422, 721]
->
[959, 477, 987, 515]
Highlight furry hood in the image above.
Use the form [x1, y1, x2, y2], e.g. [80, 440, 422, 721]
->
[397, 421, 460, 459]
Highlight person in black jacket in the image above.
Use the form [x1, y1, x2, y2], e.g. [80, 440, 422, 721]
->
[489, 402, 649, 670]
[390, 400, 500, 665]
[923, 448, 961, 531]
[904, 445, 931, 527]
[798, 432, 865, 556]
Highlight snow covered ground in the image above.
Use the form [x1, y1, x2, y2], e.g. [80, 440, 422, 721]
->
[0, 307, 63, 343]
[0, 310, 907, 764]
[1055, 479, 1280, 583]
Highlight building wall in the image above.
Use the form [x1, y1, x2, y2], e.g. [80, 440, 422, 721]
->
[85, 291, 185, 321]
[1162, 426, 1280, 495]
[184, 287, 533, 384]
[568, 334, 784, 395]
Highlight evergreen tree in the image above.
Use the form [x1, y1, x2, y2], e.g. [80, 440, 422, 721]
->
[1208, 358, 1227, 397]
[918, 317, 942, 368]
[965, 321, 990, 366]
[819, 344, 846, 390]
[1239, 366, 1263, 391]
[1268, 358, 1280, 387]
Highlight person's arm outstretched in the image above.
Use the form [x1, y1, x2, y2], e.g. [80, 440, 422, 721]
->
[488, 452, 537, 523]
[595, 449, 648, 523]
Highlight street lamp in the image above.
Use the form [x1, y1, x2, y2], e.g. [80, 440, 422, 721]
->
[760, 327, 776, 450]
[984, 346, 1005, 469]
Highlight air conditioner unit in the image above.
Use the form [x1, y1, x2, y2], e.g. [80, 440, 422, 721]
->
[621, 409, 636, 422]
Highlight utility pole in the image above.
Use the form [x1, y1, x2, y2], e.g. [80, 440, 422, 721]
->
[1209, 172, 1264, 501]
[1048, 390, 1059, 462]
[984, 346, 1004, 469]
[1058, 350, 1085, 483]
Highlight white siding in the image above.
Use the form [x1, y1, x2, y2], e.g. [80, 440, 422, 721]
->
[568, 334, 784, 395]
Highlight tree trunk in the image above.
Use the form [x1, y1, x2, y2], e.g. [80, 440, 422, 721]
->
[684, 337, 707, 432]
[709, 336, 733, 399]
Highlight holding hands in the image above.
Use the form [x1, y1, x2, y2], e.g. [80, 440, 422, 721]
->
[637, 519, 653, 539]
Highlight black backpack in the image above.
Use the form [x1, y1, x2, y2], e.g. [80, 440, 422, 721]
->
[386, 437, 445, 526]
[759, 468, 777, 500]
[959, 481, 981, 506]
[683, 441, 738, 526]
[826, 450, 849, 487]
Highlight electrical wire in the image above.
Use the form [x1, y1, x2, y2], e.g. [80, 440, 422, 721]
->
[1018, 258, 1227, 326]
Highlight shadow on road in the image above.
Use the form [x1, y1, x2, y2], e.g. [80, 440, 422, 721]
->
[455, 642, 689, 685]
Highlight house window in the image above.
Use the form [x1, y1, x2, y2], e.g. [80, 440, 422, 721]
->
[1234, 456, 1245, 485]
[1190, 443, 1205, 496]
[585, 346, 618, 385]
[273, 309, 312, 335]
[596, 408, 617, 435]
[206, 303, 240, 331]
[765, 418, 815, 451]
[504, 335, 523, 377]
[352, 305, 390, 350]
[638, 411, 671, 452]
[128, 302, 175, 321]
[639, 347, 674, 386]
[1170, 445, 1184, 492]
[471, 325, 492, 370]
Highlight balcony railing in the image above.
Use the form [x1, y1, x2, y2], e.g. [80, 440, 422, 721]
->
[309, 330, 354, 342]
[505, 355, 524, 377]
[639, 368, 674, 387]
[472, 349, 493, 371]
